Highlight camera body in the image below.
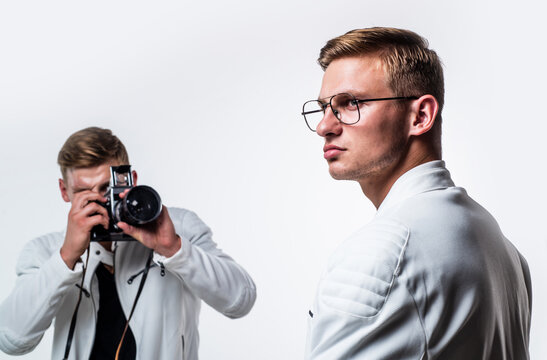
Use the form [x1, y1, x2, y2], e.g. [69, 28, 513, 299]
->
[90, 165, 162, 242]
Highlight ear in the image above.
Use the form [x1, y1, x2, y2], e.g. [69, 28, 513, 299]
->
[132, 170, 138, 186]
[59, 178, 71, 203]
[408, 95, 439, 136]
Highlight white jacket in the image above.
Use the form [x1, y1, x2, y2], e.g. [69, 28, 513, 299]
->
[306, 161, 531, 359]
[0, 207, 256, 359]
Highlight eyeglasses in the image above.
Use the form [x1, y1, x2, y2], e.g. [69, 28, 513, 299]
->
[301, 93, 418, 132]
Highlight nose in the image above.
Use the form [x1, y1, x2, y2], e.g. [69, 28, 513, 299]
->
[316, 106, 342, 137]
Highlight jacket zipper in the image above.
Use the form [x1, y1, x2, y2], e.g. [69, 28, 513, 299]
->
[158, 261, 166, 276]
[75, 284, 90, 297]
[127, 263, 159, 284]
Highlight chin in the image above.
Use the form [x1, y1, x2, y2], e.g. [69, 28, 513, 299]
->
[328, 161, 379, 182]
[328, 164, 354, 181]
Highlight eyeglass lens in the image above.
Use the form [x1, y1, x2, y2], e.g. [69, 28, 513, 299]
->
[302, 93, 360, 132]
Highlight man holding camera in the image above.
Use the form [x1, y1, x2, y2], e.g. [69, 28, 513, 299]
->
[0, 127, 256, 359]
[302, 28, 531, 359]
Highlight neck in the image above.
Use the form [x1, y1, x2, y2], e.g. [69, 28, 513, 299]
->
[99, 241, 113, 252]
[98, 241, 114, 273]
[359, 142, 441, 208]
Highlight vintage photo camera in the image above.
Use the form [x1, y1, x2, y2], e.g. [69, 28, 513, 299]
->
[91, 165, 162, 241]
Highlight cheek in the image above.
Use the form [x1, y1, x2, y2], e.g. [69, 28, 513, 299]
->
[348, 116, 406, 156]
[376, 111, 407, 141]
[350, 121, 389, 150]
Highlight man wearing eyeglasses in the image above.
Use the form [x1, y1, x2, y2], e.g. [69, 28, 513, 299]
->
[303, 28, 531, 359]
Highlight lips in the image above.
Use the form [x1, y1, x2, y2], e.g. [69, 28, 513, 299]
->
[323, 144, 345, 160]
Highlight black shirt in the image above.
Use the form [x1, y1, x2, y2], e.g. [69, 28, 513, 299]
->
[89, 264, 136, 360]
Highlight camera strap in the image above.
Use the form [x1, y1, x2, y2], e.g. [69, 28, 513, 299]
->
[62, 247, 153, 360]
[62, 246, 91, 360]
[114, 249, 154, 360]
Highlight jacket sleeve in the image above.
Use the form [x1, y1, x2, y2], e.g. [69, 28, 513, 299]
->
[153, 208, 256, 318]
[306, 219, 425, 359]
[306, 280, 425, 360]
[0, 233, 82, 355]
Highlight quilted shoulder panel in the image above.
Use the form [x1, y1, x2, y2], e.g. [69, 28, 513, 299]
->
[320, 218, 409, 318]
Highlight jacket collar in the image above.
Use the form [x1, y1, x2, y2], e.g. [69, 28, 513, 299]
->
[80, 242, 115, 290]
[377, 160, 455, 215]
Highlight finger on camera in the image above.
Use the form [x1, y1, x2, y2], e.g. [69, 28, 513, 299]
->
[87, 212, 110, 229]
[79, 202, 108, 218]
[117, 222, 142, 240]
[73, 191, 107, 208]
[117, 189, 131, 199]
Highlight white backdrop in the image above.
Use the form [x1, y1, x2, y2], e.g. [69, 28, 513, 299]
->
[1, 1, 546, 359]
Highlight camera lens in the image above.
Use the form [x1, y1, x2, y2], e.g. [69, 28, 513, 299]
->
[121, 185, 162, 225]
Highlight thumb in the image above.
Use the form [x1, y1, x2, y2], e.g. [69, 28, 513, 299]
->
[117, 222, 142, 242]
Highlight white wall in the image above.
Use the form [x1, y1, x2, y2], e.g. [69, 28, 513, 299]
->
[1, 1, 545, 359]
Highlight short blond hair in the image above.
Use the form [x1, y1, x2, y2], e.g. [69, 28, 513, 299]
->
[57, 127, 129, 179]
[318, 27, 444, 115]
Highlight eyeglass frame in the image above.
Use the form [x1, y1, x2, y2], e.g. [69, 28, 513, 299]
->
[301, 93, 419, 132]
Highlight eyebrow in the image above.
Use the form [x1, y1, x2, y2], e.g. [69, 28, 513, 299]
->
[317, 91, 371, 102]
[317, 95, 334, 103]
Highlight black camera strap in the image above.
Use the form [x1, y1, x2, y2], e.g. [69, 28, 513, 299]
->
[115, 250, 153, 360]
[62, 247, 154, 360]
[62, 246, 91, 360]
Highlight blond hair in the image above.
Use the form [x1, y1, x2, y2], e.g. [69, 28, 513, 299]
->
[57, 127, 129, 179]
[318, 27, 444, 116]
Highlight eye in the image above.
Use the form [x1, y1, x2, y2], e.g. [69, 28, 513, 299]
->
[334, 94, 359, 111]
[347, 98, 359, 109]
[99, 184, 110, 195]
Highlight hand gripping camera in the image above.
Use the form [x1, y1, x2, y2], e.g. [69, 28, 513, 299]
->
[90, 165, 162, 241]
